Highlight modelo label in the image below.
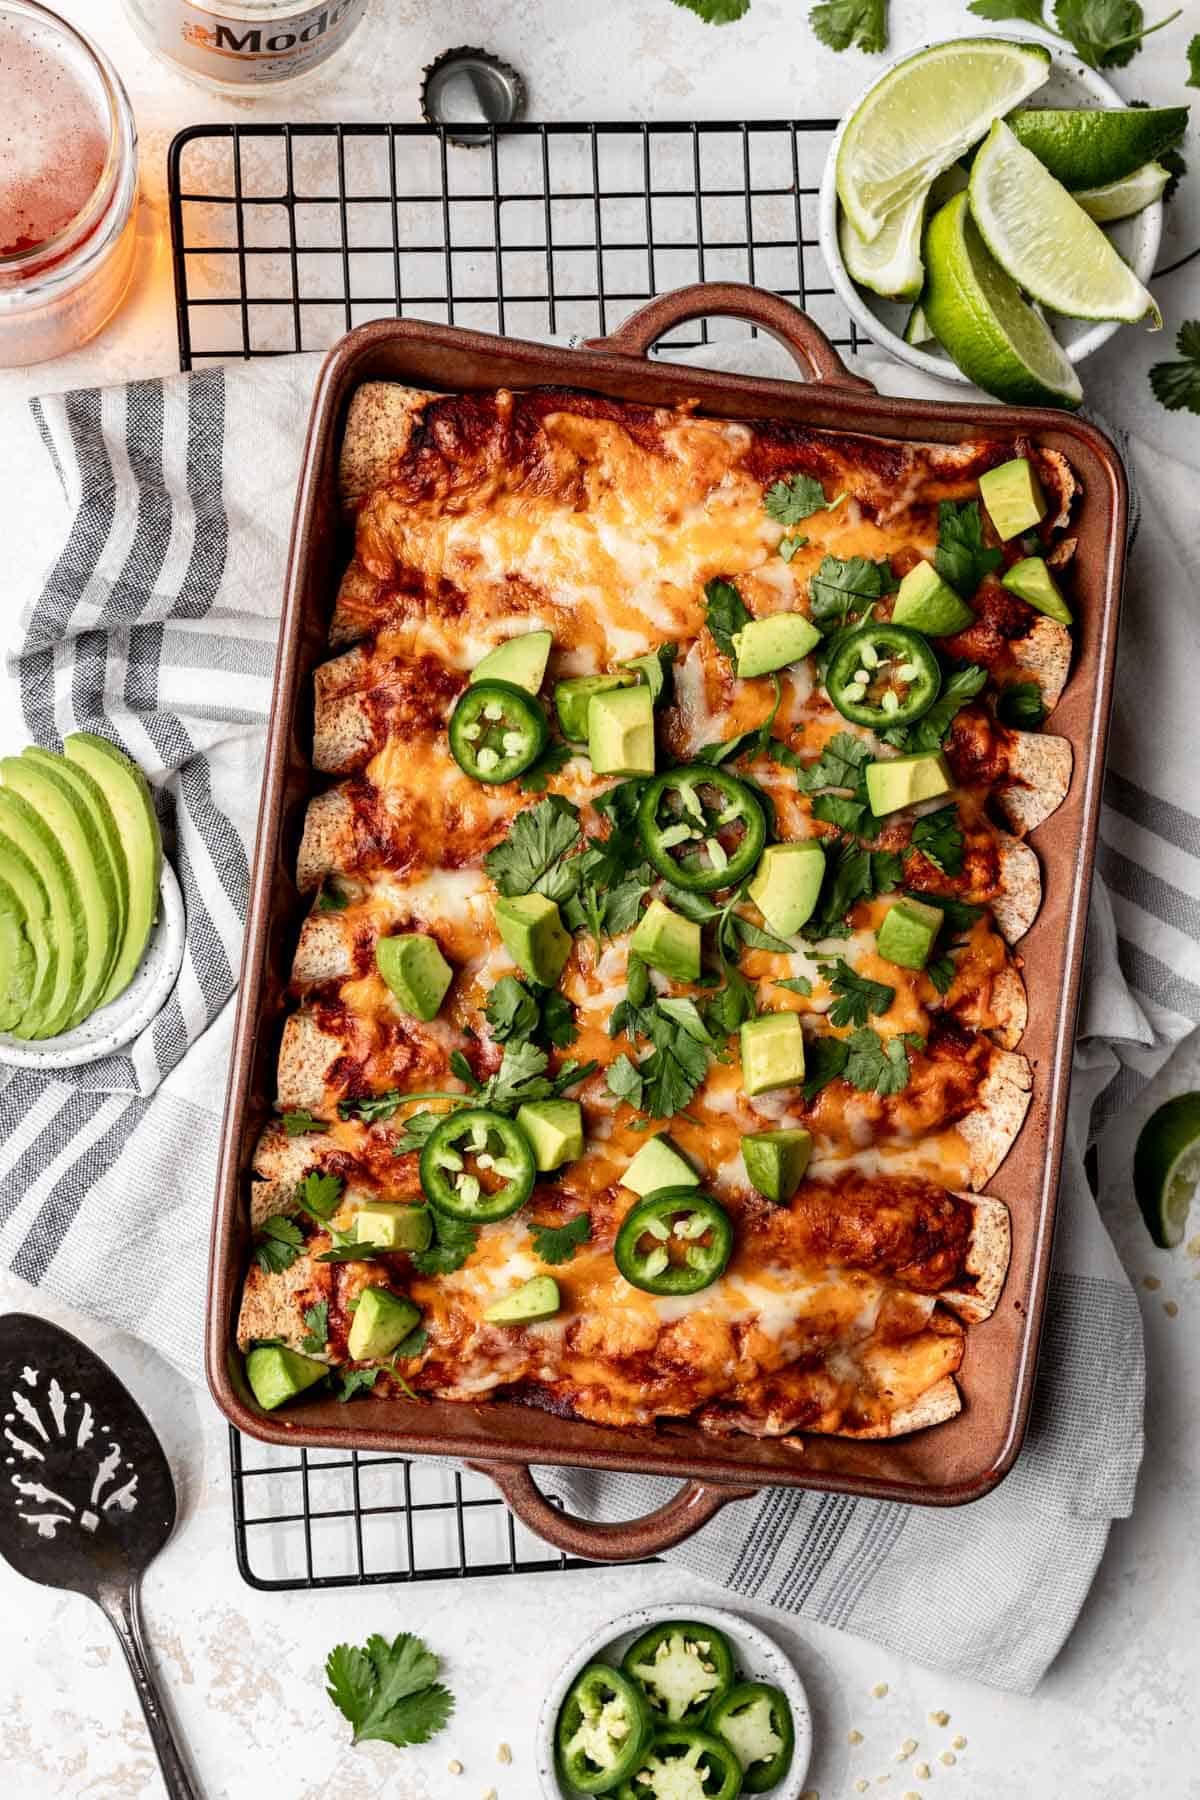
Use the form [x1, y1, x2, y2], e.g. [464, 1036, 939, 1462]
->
[153, 1, 368, 82]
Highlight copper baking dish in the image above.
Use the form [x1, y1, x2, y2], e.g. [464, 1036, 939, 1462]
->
[206, 281, 1127, 1562]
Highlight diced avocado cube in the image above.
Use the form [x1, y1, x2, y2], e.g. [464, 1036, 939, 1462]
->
[877, 896, 945, 971]
[747, 841, 826, 938]
[892, 560, 975, 636]
[469, 629, 553, 693]
[629, 898, 701, 983]
[743, 1127, 813, 1202]
[555, 672, 634, 742]
[587, 684, 656, 775]
[516, 1098, 584, 1171]
[865, 751, 953, 817]
[495, 892, 572, 985]
[733, 612, 822, 678]
[353, 1203, 433, 1252]
[979, 457, 1046, 542]
[740, 1012, 805, 1096]
[347, 1287, 421, 1361]
[1001, 556, 1072, 625]
[245, 1345, 327, 1411]
[484, 1274, 561, 1324]
[622, 1132, 698, 1196]
[375, 933, 453, 1020]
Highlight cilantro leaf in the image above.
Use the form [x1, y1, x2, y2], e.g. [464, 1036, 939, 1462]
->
[1150, 320, 1200, 415]
[808, 555, 897, 628]
[315, 879, 350, 912]
[729, 912, 797, 956]
[282, 1109, 323, 1136]
[1189, 32, 1200, 84]
[704, 577, 751, 662]
[779, 535, 808, 562]
[967, 0, 1177, 67]
[763, 473, 841, 524]
[478, 1040, 554, 1112]
[485, 975, 540, 1044]
[701, 964, 757, 1038]
[967, 0, 1051, 23]
[622, 643, 678, 702]
[844, 1027, 911, 1095]
[822, 958, 895, 1028]
[801, 1034, 850, 1099]
[300, 1302, 329, 1354]
[774, 975, 813, 996]
[908, 804, 964, 878]
[669, 0, 751, 20]
[552, 1058, 599, 1094]
[518, 740, 574, 794]
[797, 730, 874, 795]
[606, 1052, 645, 1109]
[483, 795, 581, 900]
[882, 664, 988, 752]
[334, 1366, 379, 1402]
[325, 1631, 454, 1750]
[928, 955, 957, 995]
[937, 895, 986, 934]
[411, 1210, 478, 1276]
[809, 0, 889, 52]
[996, 681, 1048, 729]
[935, 500, 1003, 597]
[872, 849, 905, 893]
[393, 1323, 429, 1361]
[339, 1091, 403, 1125]
[540, 990, 578, 1049]
[530, 1213, 592, 1266]
[296, 1170, 344, 1222]
[448, 1050, 482, 1091]
[811, 792, 867, 834]
[392, 1109, 444, 1153]
[253, 1215, 304, 1274]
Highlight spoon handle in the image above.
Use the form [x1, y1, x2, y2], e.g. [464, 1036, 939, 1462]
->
[101, 1580, 201, 1800]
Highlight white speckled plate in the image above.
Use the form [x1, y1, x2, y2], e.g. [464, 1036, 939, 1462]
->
[536, 1603, 812, 1799]
[0, 860, 185, 1069]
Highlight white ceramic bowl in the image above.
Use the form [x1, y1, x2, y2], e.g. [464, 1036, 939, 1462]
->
[536, 1603, 813, 1799]
[818, 33, 1164, 386]
[0, 859, 185, 1069]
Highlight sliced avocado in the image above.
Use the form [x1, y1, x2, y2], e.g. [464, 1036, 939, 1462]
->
[622, 1133, 698, 1196]
[740, 1012, 805, 1097]
[245, 1344, 327, 1411]
[979, 457, 1046, 542]
[375, 932, 453, 1019]
[0, 793, 84, 1039]
[877, 896, 945, 971]
[470, 629, 553, 694]
[0, 838, 55, 1038]
[629, 898, 701, 983]
[495, 892, 572, 985]
[555, 672, 634, 742]
[743, 1127, 813, 1203]
[733, 613, 822, 678]
[865, 750, 953, 817]
[587, 684, 656, 776]
[353, 1203, 434, 1251]
[747, 841, 825, 938]
[25, 747, 127, 963]
[0, 880, 35, 1032]
[483, 1274, 561, 1324]
[0, 756, 117, 1027]
[892, 560, 975, 636]
[348, 1287, 421, 1361]
[63, 732, 162, 1007]
[1000, 555, 1072, 625]
[516, 1098, 583, 1171]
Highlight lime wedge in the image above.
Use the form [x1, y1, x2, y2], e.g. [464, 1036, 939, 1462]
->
[840, 165, 968, 302]
[1074, 161, 1170, 224]
[836, 37, 1050, 243]
[969, 119, 1161, 327]
[923, 192, 1082, 409]
[904, 300, 934, 346]
[1134, 1092, 1200, 1249]
[1006, 105, 1189, 190]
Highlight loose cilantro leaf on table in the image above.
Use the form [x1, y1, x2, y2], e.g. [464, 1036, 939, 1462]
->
[967, 0, 1180, 68]
[339, 1091, 404, 1125]
[669, 0, 751, 21]
[1149, 321, 1200, 415]
[996, 681, 1048, 729]
[808, 555, 897, 629]
[296, 1170, 344, 1222]
[300, 1302, 328, 1354]
[325, 1631, 454, 1748]
[483, 795, 581, 901]
[809, 0, 888, 52]
[282, 1109, 323, 1136]
[253, 1215, 304, 1274]
[801, 1035, 850, 1099]
[821, 959, 895, 1028]
[908, 804, 965, 878]
[764, 474, 847, 524]
[530, 1213, 592, 1265]
[844, 1026, 912, 1095]
[704, 577, 751, 662]
[1189, 33, 1200, 84]
[882, 664, 988, 752]
[935, 500, 1003, 597]
[411, 1210, 478, 1277]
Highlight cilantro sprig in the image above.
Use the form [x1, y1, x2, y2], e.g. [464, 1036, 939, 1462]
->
[809, 0, 888, 52]
[325, 1631, 454, 1750]
[483, 795, 581, 902]
[530, 1213, 592, 1265]
[252, 1215, 304, 1274]
[935, 500, 1003, 598]
[1150, 321, 1200, 415]
[703, 578, 751, 662]
[819, 958, 895, 1028]
[967, 0, 1181, 68]
[763, 473, 848, 525]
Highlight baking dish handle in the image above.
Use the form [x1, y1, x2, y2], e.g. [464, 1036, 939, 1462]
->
[585, 281, 875, 392]
[467, 1461, 759, 1562]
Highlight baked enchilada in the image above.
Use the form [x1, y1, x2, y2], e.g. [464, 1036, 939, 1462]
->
[237, 382, 1078, 1441]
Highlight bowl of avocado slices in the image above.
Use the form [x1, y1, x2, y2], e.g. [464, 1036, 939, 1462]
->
[0, 734, 184, 1068]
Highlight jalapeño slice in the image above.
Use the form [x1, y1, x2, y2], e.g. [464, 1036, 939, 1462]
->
[418, 1107, 535, 1222]
[621, 1620, 736, 1724]
[825, 623, 941, 728]
[637, 764, 766, 893]
[708, 1681, 795, 1794]
[616, 1726, 744, 1800]
[614, 1189, 734, 1296]
[556, 1662, 653, 1795]
[448, 679, 549, 784]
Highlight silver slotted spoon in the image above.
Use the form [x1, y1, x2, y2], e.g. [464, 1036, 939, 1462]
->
[0, 1312, 200, 1798]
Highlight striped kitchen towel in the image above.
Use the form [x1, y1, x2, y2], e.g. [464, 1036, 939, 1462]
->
[0, 338, 1189, 1689]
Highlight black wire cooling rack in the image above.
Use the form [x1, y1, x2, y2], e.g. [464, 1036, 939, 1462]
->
[170, 115, 858, 1591]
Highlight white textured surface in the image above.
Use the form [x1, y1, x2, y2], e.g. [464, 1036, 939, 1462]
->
[0, 3, 1197, 1795]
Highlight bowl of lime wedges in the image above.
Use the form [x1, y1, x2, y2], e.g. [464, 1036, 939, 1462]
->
[818, 33, 1173, 403]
